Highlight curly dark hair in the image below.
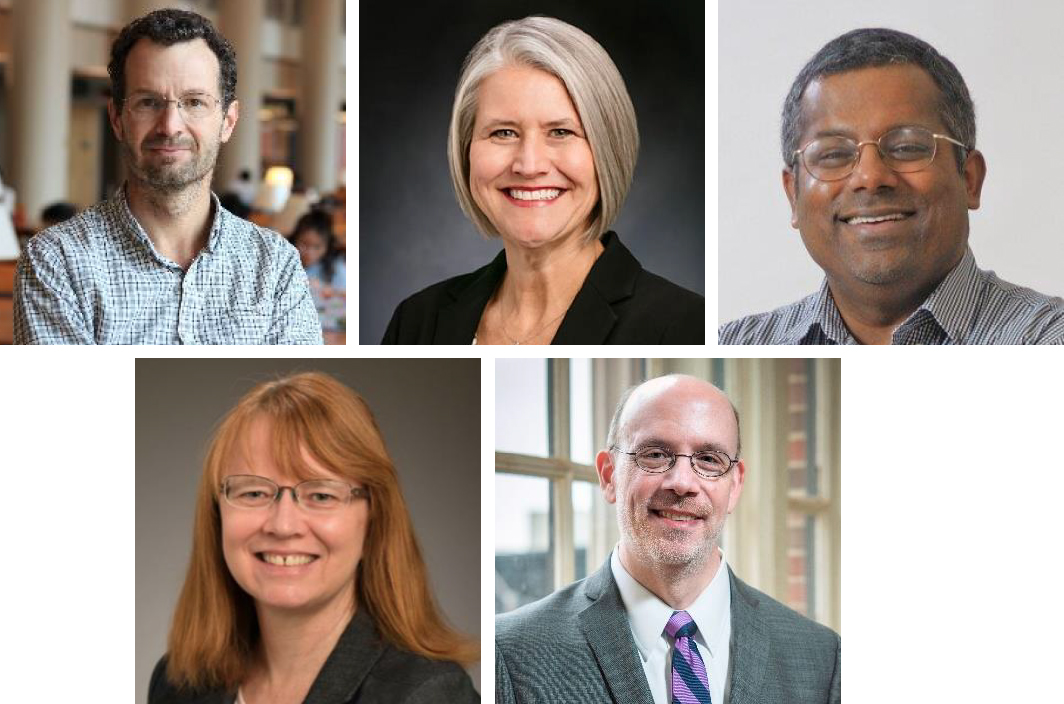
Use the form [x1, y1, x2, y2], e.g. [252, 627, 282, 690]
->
[108, 8, 237, 109]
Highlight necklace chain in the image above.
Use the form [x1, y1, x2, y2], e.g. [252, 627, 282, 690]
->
[501, 307, 567, 345]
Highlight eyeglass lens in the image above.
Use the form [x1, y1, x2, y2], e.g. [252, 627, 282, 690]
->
[223, 475, 356, 511]
[801, 126, 939, 181]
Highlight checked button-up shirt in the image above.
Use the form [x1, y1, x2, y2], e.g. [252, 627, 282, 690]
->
[13, 187, 322, 345]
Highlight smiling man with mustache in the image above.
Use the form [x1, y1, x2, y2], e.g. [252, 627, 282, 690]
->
[720, 28, 1064, 345]
[496, 374, 840, 704]
[14, 9, 321, 344]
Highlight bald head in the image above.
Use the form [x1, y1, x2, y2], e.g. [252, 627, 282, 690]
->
[606, 375, 741, 457]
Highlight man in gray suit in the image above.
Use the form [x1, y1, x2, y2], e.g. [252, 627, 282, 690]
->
[496, 375, 840, 703]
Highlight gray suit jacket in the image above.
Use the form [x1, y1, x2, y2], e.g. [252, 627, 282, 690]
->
[148, 608, 479, 704]
[496, 559, 840, 704]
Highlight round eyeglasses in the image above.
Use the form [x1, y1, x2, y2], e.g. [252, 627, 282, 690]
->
[220, 475, 369, 512]
[792, 126, 969, 182]
[124, 92, 220, 122]
[612, 446, 740, 480]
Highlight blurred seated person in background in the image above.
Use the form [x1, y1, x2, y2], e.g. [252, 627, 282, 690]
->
[271, 173, 314, 238]
[39, 202, 78, 230]
[13, 9, 321, 345]
[292, 210, 345, 337]
[226, 167, 257, 208]
[293, 210, 346, 294]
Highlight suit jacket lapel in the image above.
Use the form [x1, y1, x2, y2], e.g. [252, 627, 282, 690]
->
[303, 608, 385, 704]
[726, 567, 769, 704]
[578, 560, 655, 704]
[433, 250, 507, 343]
[552, 232, 639, 344]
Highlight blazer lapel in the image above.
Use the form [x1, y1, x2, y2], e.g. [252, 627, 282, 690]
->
[433, 250, 506, 343]
[726, 568, 769, 704]
[303, 609, 385, 704]
[552, 232, 639, 344]
[578, 560, 655, 704]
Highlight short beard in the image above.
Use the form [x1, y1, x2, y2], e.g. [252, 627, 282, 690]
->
[123, 127, 221, 194]
[617, 492, 721, 580]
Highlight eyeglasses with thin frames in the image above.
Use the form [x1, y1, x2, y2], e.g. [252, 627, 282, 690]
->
[220, 475, 369, 513]
[792, 125, 969, 182]
[123, 92, 221, 122]
[611, 446, 740, 480]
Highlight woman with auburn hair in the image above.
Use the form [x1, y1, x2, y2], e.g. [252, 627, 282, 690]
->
[148, 372, 479, 703]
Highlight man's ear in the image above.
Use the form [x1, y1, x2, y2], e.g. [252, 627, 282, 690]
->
[782, 167, 800, 229]
[726, 459, 746, 514]
[596, 449, 617, 504]
[107, 99, 124, 141]
[963, 149, 986, 210]
[220, 99, 239, 143]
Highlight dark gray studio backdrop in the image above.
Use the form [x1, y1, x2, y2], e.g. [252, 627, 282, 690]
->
[359, 0, 705, 343]
[135, 359, 482, 698]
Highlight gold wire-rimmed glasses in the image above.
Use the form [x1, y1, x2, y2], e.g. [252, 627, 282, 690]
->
[792, 125, 969, 182]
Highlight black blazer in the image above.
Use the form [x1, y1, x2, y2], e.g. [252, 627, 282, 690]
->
[381, 232, 704, 344]
[147, 609, 479, 704]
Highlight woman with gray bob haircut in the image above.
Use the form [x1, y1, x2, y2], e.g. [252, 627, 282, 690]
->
[382, 16, 704, 345]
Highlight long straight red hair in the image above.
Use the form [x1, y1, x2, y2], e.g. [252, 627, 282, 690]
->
[165, 372, 479, 691]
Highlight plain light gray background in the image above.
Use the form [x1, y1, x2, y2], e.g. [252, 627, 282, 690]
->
[719, 0, 1064, 325]
[135, 358, 481, 699]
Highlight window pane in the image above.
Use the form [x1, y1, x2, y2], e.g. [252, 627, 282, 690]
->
[495, 473, 553, 613]
[785, 511, 816, 618]
[786, 358, 820, 498]
[496, 359, 549, 457]
[569, 359, 593, 464]
[572, 480, 594, 580]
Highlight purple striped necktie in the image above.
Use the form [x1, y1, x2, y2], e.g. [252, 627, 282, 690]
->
[665, 610, 712, 704]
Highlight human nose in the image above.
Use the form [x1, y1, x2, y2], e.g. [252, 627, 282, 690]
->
[511, 135, 549, 176]
[659, 454, 702, 495]
[847, 140, 898, 190]
[262, 488, 306, 536]
[153, 100, 187, 135]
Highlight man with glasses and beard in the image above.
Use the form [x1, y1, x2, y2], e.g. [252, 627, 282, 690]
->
[719, 28, 1064, 345]
[496, 375, 840, 704]
[14, 9, 321, 344]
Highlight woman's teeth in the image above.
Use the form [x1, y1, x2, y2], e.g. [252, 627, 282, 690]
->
[508, 188, 561, 201]
[261, 553, 315, 566]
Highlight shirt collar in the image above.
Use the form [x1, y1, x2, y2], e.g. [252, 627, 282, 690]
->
[798, 246, 980, 344]
[114, 184, 226, 262]
[788, 278, 853, 344]
[910, 246, 979, 343]
[610, 546, 731, 659]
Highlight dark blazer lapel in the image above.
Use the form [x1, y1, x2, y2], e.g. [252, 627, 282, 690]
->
[303, 609, 385, 704]
[577, 560, 654, 704]
[726, 567, 769, 704]
[552, 232, 639, 344]
[433, 250, 506, 343]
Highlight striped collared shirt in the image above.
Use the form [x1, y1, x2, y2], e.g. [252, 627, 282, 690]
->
[719, 248, 1064, 345]
[13, 187, 322, 345]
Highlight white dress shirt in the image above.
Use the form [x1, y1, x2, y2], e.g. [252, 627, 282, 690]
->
[611, 547, 732, 704]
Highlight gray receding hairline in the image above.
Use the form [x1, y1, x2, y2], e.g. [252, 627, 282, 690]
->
[605, 375, 742, 458]
[446, 15, 639, 247]
[780, 27, 975, 173]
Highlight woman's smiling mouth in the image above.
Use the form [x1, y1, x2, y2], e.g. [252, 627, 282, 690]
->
[256, 552, 319, 566]
[502, 187, 566, 207]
